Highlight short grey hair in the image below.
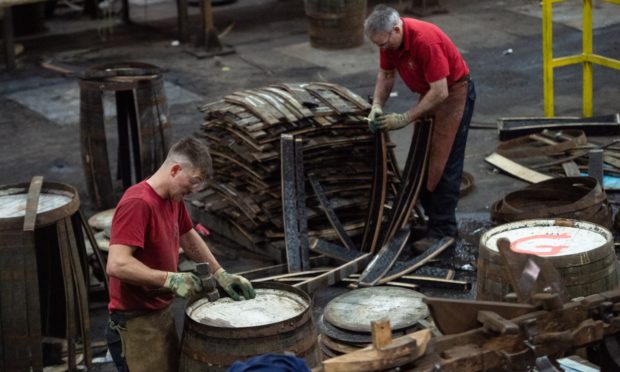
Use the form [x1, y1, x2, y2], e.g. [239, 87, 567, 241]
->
[364, 4, 400, 36]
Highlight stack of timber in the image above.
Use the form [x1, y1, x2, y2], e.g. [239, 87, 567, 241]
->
[188, 83, 401, 260]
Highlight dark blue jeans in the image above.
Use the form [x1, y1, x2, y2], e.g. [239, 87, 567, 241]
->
[420, 79, 476, 238]
[105, 312, 129, 372]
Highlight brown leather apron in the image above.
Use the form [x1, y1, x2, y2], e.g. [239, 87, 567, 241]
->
[118, 306, 179, 372]
[426, 80, 468, 191]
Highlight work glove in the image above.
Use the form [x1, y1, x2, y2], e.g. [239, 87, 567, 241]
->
[377, 112, 410, 131]
[214, 268, 256, 301]
[366, 103, 383, 133]
[163, 272, 203, 298]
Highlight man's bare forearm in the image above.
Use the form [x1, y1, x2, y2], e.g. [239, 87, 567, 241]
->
[107, 244, 169, 287]
[404, 78, 449, 122]
[372, 69, 396, 107]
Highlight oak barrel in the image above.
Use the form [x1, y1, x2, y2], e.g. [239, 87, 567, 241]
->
[304, 0, 367, 49]
[179, 282, 320, 371]
[0, 181, 91, 371]
[476, 219, 619, 301]
[79, 61, 172, 209]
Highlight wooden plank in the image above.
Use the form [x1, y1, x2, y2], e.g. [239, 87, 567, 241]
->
[275, 83, 320, 111]
[322, 329, 431, 372]
[225, 94, 279, 125]
[306, 85, 353, 115]
[424, 297, 536, 335]
[309, 238, 364, 262]
[237, 90, 286, 123]
[294, 138, 311, 271]
[234, 255, 331, 280]
[358, 228, 410, 286]
[308, 175, 357, 251]
[485, 152, 553, 183]
[57, 219, 77, 371]
[22, 177, 43, 371]
[379, 237, 454, 284]
[312, 82, 371, 111]
[561, 161, 581, 176]
[251, 269, 331, 283]
[251, 90, 298, 122]
[0, 238, 29, 370]
[350, 273, 469, 291]
[65, 216, 92, 368]
[259, 87, 305, 119]
[281, 134, 302, 272]
[361, 133, 388, 253]
[293, 253, 371, 295]
[372, 319, 392, 349]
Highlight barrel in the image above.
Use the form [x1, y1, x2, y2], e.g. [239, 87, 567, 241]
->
[179, 282, 320, 371]
[490, 176, 612, 229]
[0, 180, 92, 370]
[79, 61, 172, 209]
[304, 0, 367, 49]
[476, 219, 619, 301]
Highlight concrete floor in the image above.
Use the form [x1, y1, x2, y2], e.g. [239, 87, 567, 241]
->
[1, 0, 620, 369]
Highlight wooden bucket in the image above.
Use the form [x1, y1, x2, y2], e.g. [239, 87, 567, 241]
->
[0, 181, 92, 371]
[179, 282, 320, 371]
[304, 0, 367, 49]
[476, 219, 619, 301]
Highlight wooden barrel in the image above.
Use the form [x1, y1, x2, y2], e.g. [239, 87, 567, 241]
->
[79, 61, 172, 209]
[304, 0, 367, 49]
[0, 181, 92, 371]
[179, 282, 320, 371]
[476, 219, 619, 301]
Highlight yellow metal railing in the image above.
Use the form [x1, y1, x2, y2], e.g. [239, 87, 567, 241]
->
[542, 0, 620, 117]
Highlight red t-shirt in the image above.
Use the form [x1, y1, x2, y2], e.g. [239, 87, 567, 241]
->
[380, 18, 469, 95]
[108, 181, 193, 312]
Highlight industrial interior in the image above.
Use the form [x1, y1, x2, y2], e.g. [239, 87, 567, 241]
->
[1, 0, 620, 371]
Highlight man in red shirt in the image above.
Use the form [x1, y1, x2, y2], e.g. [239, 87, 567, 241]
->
[365, 5, 476, 252]
[105, 137, 255, 372]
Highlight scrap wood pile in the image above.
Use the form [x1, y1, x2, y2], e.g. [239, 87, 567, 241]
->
[188, 82, 402, 260]
[486, 128, 620, 184]
[316, 228, 620, 371]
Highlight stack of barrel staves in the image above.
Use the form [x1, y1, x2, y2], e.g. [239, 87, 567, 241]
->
[188, 82, 402, 261]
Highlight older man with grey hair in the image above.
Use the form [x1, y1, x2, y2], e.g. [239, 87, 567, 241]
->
[364, 4, 476, 252]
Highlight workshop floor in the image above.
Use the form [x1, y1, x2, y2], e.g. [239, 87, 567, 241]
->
[1, 0, 619, 369]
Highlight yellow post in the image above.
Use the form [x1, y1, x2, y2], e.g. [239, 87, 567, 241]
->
[542, 0, 555, 117]
[582, 0, 593, 117]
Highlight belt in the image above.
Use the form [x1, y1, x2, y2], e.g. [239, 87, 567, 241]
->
[455, 74, 470, 84]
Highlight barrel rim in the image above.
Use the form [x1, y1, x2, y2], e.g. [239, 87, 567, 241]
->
[184, 282, 313, 338]
[0, 181, 80, 229]
[480, 218, 613, 261]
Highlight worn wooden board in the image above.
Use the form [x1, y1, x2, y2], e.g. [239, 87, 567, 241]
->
[485, 152, 553, 183]
[357, 228, 410, 286]
[379, 237, 455, 284]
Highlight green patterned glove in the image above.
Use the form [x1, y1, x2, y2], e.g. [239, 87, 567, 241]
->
[377, 112, 410, 131]
[366, 104, 383, 133]
[213, 268, 256, 301]
[163, 272, 203, 298]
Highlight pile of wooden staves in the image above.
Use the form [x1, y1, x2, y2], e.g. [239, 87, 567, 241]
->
[188, 83, 402, 260]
